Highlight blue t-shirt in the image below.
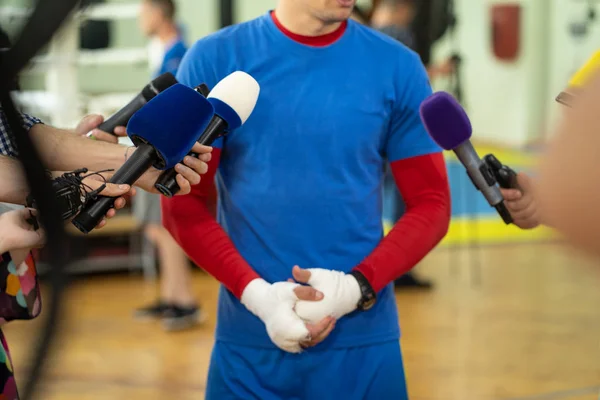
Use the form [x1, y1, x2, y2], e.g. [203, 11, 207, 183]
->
[177, 13, 440, 350]
[156, 37, 187, 78]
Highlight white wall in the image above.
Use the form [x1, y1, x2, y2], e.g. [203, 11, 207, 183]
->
[433, 0, 600, 148]
[236, 0, 276, 21]
[433, 0, 550, 148]
[545, 0, 600, 138]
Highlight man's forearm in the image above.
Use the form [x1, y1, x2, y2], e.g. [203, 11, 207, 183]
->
[29, 124, 126, 172]
[354, 153, 451, 291]
[161, 149, 261, 298]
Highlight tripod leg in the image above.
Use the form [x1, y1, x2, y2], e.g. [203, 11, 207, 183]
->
[468, 187, 482, 288]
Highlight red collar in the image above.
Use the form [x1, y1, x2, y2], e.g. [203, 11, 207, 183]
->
[271, 10, 347, 47]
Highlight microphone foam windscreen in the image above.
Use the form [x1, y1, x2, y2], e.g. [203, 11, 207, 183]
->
[419, 91, 472, 150]
[127, 83, 215, 169]
[142, 72, 178, 100]
[207, 71, 260, 129]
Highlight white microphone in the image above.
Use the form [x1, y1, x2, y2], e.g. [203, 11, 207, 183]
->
[154, 71, 260, 197]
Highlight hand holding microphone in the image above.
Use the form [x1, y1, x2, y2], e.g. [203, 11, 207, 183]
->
[73, 114, 123, 143]
[482, 153, 539, 228]
[71, 83, 215, 234]
[155, 71, 260, 197]
[503, 49, 600, 230]
[420, 92, 514, 224]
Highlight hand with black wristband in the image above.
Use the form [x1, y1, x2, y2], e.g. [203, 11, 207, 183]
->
[291, 266, 376, 348]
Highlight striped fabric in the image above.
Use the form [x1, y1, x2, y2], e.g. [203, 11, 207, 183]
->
[0, 105, 43, 158]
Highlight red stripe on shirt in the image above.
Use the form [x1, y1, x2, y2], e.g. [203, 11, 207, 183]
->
[354, 153, 451, 292]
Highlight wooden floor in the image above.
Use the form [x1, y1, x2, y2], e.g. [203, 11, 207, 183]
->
[4, 243, 600, 400]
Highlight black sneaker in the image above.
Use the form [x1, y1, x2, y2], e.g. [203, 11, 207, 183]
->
[162, 305, 206, 332]
[133, 301, 170, 320]
[394, 273, 433, 290]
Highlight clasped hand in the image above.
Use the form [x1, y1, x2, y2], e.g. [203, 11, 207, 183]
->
[242, 266, 361, 353]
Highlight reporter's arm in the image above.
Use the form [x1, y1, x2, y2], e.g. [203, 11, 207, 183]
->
[536, 71, 600, 257]
[29, 123, 127, 171]
[29, 123, 211, 195]
[0, 107, 124, 170]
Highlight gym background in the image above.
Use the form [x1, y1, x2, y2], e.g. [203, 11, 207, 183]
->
[1, 1, 599, 399]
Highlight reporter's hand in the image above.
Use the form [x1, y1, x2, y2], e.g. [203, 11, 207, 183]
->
[75, 114, 128, 143]
[136, 143, 212, 195]
[240, 278, 334, 353]
[76, 115, 212, 195]
[81, 172, 136, 229]
[293, 266, 361, 324]
[87, 126, 127, 143]
[74, 114, 103, 136]
[0, 208, 45, 253]
[500, 172, 541, 229]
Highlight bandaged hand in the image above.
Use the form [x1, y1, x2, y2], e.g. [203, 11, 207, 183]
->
[293, 265, 362, 324]
[241, 278, 335, 353]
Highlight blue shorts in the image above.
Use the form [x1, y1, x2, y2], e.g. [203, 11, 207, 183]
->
[206, 340, 408, 400]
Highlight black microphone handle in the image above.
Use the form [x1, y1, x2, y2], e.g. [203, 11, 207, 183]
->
[72, 144, 158, 234]
[155, 116, 227, 197]
[97, 94, 146, 135]
[483, 154, 520, 190]
[495, 203, 514, 225]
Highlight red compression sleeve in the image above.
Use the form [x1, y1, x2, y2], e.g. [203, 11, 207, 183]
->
[161, 148, 260, 299]
[354, 153, 451, 292]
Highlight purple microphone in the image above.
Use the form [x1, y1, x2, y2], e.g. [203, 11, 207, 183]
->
[420, 92, 513, 224]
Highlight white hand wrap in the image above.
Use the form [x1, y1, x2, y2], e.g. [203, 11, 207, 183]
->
[241, 278, 310, 353]
[294, 269, 362, 324]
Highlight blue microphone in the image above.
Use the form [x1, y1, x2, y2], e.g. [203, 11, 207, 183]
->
[155, 71, 260, 197]
[72, 84, 215, 234]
